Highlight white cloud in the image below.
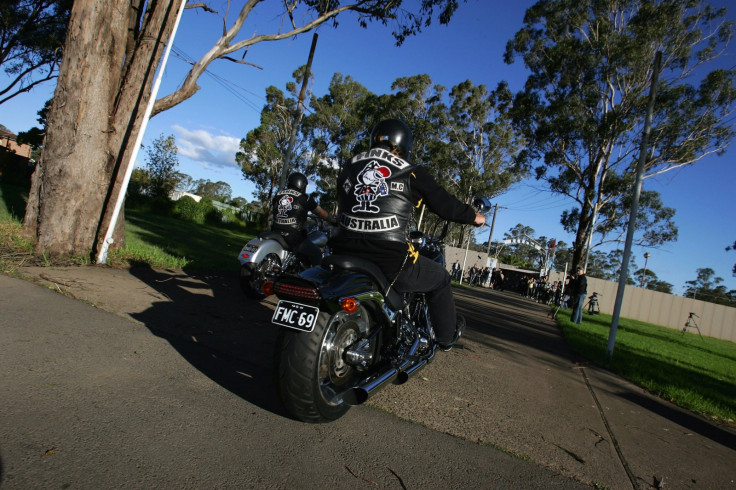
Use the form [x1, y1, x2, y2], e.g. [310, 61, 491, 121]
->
[172, 124, 240, 170]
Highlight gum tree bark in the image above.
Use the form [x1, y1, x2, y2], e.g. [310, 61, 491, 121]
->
[23, 0, 179, 256]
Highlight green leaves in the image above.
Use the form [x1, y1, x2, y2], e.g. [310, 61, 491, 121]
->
[504, 0, 735, 267]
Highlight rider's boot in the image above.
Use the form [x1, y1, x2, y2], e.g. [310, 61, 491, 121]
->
[438, 315, 466, 352]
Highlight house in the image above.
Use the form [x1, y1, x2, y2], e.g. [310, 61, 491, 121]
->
[0, 128, 34, 185]
[170, 190, 202, 202]
[0, 128, 32, 158]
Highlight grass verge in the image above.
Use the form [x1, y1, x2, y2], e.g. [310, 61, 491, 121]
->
[0, 183, 255, 272]
[557, 309, 736, 424]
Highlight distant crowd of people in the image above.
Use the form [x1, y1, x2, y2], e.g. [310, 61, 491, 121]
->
[449, 259, 572, 307]
[448, 260, 592, 325]
[450, 261, 506, 290]
[510, 275, 565, 306]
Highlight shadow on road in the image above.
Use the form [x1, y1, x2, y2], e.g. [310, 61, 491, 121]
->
[127, 266, 288, 418]
[455, 285, 578, 367]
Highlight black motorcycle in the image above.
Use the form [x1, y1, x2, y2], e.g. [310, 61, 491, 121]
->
[267, 198, 490, 423]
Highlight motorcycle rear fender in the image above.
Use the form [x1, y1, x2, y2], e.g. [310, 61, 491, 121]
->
[238, 237, 289, 265]
[299, 266, 379, 300]
[280, 266, 394, 332]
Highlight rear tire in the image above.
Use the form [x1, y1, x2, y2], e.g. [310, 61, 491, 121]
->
[274, 308, 370, 423]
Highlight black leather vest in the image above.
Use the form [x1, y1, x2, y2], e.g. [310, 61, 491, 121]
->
[337, 148, 416, 243]
[272, 188, 310, 233]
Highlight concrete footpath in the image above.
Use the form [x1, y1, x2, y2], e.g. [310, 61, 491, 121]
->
[2, 265, 735, 489]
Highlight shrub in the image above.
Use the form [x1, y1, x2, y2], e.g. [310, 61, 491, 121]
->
[173, 196, 206, 223]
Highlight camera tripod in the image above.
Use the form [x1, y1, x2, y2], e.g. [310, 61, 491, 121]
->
[681, 312, 703, 339]
[585, 293, 600, 315]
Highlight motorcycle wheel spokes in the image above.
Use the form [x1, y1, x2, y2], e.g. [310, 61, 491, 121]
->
[317, 311, 363, 406]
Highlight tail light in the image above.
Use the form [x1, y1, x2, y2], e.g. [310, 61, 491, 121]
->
[261, 281, 275, 296]
[341, 297, 359, 314]
[274, 282, 320, 301]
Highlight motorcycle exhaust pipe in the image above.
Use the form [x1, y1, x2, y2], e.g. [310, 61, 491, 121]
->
[344, 340, 434, 406]
[343, 366, 401, 406]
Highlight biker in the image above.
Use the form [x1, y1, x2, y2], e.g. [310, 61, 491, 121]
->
[330, 119, 485, 351]
[271, 172, 330, 267]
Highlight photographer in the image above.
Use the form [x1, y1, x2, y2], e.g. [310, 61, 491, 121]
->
[570, 267, 587, 324]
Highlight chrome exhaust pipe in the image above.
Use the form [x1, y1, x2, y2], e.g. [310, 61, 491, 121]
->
[344, 338, 433, 406]
[343, 366, 400, 406]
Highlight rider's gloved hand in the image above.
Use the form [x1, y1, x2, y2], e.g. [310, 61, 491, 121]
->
[473, 213, 486, 227]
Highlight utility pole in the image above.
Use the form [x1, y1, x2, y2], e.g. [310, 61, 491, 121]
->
[278, 33, 318, 192]
[485, 205, 507, 256]
[96, 0, 187, 265]
[607, 51, 661, 359]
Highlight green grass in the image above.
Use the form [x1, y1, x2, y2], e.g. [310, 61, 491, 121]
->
[557, 309, 736, 424]
[114, 210, 255, 270]
[0, 183, 255, 271]
[0, 182, 27, 222]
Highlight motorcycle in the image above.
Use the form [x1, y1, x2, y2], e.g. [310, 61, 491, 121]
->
[267, 197, 491, 422]
[237, 217, 332, 299]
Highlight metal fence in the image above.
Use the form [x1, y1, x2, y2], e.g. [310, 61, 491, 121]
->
[443, 245, 736, 343]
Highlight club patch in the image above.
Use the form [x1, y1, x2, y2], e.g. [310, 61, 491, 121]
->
[340, 213, 400, 232]
[276, 195, 294, 217]
[352, 161, 392, 213]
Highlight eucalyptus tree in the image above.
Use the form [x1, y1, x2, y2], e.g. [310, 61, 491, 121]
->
[432, 79, 526, 245]
[504, 0, 736, 270]
[727, 240, 736, 275]
[236, 84, 310, 218]
[0, 0, 71, 106]
[144, 133, 179, 199]
[22, 0, 466, 258]
[684, 267, 735, 305]
[561, 189, 678, 251]
[633, 268, 673, 293]
[302, 73, 375, 212]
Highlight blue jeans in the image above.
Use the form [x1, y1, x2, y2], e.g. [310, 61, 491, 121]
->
[571, 293, 586, 324]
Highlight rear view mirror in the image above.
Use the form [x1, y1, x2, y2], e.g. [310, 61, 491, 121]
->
[473, 197, 492, 212]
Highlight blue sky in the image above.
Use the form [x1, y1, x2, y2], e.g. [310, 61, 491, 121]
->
[1, 0, 735, 296]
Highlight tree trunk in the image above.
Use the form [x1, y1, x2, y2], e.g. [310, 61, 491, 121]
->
[572, 197, 593, 271]
[23, 0, 178, 259]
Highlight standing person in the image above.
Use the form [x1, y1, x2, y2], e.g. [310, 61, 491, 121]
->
[469, 264, 478, 286]
[570, 267, 587, 324]
[451, 260, 461, 281]
[271, 172, 331, 267]
[330, 119, 485, 351]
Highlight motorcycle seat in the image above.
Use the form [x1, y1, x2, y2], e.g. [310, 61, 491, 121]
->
[322, 255, 404, 311]
[258, 231, 290, 250]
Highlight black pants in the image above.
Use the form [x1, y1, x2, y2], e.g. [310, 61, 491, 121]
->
[282, 232, 322, 267]
[392, 255, 457, 345]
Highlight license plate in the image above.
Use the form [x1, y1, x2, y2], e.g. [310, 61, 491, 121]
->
[272, 301, 319, 332]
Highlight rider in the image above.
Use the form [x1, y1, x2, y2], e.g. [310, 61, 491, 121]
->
[271, 172, 330, 267]
[330, 119, 485, 351]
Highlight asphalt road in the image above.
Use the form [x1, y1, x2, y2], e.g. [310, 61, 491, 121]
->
[1, 272, 587, 488]
[3, 266, 735, 489]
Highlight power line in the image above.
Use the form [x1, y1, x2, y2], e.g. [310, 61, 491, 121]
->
[170, 45, 264, 114]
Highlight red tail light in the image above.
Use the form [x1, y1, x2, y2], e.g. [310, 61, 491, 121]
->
[341, 297, 359, 314]
[274, 282, 320, 300]
[261, 281, 275, 296]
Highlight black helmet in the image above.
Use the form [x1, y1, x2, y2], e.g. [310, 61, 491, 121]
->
[370, 119, 413, 159]
[286, 172, 308, 192]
